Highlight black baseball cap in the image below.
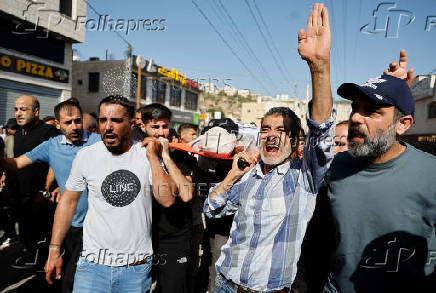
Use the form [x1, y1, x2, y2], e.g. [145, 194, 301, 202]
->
[337, 74, 414, 116]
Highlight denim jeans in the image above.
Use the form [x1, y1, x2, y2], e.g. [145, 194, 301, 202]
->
[72, 256, 152, 293]
[215, 273, 237, 293]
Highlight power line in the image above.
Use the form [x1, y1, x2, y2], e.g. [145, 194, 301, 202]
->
[208, 0, 279, 93]
[214, 0, 280, 91]
[252, 0, 293, 83]
[191, 0, 272, 96]
[244, 0, 292, 86]
[81, 0, 132, 47]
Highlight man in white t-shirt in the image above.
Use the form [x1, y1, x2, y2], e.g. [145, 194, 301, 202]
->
[44, 95, 176, 293]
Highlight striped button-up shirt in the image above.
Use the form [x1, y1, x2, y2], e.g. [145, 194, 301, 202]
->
[204, 108, 336, 291]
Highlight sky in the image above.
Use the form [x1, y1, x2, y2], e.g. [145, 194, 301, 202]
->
[73, 0, 436, 100]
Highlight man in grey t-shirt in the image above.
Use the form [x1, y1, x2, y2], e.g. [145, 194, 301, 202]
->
[44, 96, 176, 293]
[319, 51, 436, 293]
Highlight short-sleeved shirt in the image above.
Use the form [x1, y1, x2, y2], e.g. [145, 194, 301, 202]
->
[66, 141, 154, 266]
[26, 131, 101, 227]
[152, 149, 197, 242]
[14, 120, 60, 196]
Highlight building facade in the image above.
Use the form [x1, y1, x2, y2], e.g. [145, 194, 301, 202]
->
[0, 0, 86, 124]
[241, 99, 351, 131]
[404, 74, 436, 142]
[72, 56, 202, 126]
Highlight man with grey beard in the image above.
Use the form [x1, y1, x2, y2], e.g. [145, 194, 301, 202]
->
[321, 51, 436, 293]
[204, 4, 336, 292]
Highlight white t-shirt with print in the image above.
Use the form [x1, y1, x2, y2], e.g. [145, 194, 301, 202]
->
[66, 141, 153, 266]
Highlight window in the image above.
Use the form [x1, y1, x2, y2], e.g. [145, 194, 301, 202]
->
[77, 80, 83, 85]
[88, 72, 100, 93]
[59, 0, 73, 17]
[429, 102, 436, 119]
[169, 86, 181, 107]
[152, 79, 166, 104]
[185, 91, 198, 110]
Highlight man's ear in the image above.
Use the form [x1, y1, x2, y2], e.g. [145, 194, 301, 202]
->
[34, 107, 40, 117]
[55, 119, 61, 130]
[396, 115, 413, 135]
[130, 118, 135, 130]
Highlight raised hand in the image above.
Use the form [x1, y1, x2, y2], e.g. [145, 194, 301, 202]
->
[298, 3, 331, 70]
[383, 49, 415, 88]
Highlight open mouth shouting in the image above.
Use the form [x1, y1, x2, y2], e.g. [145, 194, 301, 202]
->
[265, 144, 280, 153]
[104, 133, 118, 144]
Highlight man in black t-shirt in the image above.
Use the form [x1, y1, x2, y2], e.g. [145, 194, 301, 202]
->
[12, 95, 59, 268]
[141, 103, 196, 293]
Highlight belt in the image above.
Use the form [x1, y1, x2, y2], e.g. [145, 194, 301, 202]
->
[226, 278, 289, 293]
[127, 257, 149, 266]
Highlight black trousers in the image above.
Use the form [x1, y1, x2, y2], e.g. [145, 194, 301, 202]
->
[153, 238, 191, 293]
[62, 226, 83, 293]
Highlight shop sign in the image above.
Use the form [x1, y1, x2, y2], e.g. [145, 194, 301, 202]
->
[0, 53, 69, 83]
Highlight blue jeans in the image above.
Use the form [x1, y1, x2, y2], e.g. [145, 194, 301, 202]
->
[215, 273, 237, 293]
[72, 256, 152, 293]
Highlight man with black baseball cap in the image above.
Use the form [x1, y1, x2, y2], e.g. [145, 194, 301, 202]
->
[315, 51, 436, 293]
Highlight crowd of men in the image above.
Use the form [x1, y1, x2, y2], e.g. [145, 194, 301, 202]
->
[0, 3, 435, 293]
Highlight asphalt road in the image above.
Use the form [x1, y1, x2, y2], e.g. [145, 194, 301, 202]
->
[0, 243, 61, 293]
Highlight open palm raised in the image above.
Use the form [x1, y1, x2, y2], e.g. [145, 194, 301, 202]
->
[298, 3, 331, 67]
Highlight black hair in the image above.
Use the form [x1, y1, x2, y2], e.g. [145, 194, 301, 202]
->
[141, 103, 172, 124]
[261, 107, 301, 144]
[43, 116, 56, 123]
[54, 99, 83, 120]
[32, 99, 40, 111]
[98, 95, 134, 119]
[0, 136, 4, 152]
[168, 128, 179, 141]
[178, 123, 197, 135]
[136, 106, 145, 114]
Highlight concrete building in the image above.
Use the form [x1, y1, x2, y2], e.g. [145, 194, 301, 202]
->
[201, 82, 218, 94]
[241, 99, 351, 131]
[404, 74, 436, 142]
[238, 89, 251, 97]
[0, 0, 86, 124]
[223, 85, 237, 96]
[72, 56, 202, 126]
[274, 94, 291, 101]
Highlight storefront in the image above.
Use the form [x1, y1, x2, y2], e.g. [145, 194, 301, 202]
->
[0, 52, 69, 124]
[0, 0, 86, 125]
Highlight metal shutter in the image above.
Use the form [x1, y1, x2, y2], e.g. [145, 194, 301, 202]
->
[0, 79, 61, 125]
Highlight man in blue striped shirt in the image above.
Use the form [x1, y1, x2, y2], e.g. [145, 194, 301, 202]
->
[204, 3, 335, 292]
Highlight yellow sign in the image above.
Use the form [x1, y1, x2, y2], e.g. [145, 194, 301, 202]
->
[0, 53, 69, 83]
[158, 66, 187, 86]
[199, 113, 208, 120]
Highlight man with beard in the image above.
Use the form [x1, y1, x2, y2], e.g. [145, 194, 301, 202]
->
[141, 103, 196, 293]
[1, 99, 100, 292]
[44, 96, 175, 292]
[333, 120, 348, 155]
[131, 107, 146, 141]
[321, 50, 436, 293]
[204, 4, 336, 292]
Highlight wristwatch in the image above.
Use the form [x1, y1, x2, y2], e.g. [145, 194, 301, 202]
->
[40, 190, 50, 198]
